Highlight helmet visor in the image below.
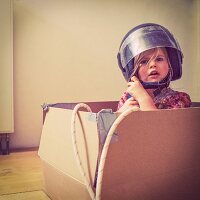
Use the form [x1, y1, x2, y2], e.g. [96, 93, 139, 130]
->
[119, 25, 180, 69]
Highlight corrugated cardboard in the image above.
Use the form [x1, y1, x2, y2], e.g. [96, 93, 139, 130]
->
[38, 102, 200, 200]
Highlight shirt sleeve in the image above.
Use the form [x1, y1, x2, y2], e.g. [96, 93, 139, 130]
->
[156, 92, 191, 109]
[117, 92, 129, 110]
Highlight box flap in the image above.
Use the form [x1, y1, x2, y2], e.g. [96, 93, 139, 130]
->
[101, 108, 200, 199]
[38, 107, 99, 185]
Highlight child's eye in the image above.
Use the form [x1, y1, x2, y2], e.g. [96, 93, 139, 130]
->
[139, 59, 149, 66]
[156, 57, 165, 62]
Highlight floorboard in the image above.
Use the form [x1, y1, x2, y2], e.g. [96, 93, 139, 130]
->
[0, 190, 50, 200]
[0, 151, 50, 200]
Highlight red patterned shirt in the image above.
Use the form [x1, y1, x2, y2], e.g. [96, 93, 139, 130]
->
[117, 87, 191, 110]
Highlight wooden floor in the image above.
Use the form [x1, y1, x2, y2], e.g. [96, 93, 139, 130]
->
[0, 151, 51, 200]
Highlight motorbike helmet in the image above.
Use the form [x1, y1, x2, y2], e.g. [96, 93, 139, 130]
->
[117, 23, 183, 88]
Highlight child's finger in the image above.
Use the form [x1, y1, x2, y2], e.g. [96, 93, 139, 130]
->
[131, 76, 139, 82]
[129, 100, 139, 107]
[128, 97, 134, 101]
[127, 97, 138, 106]
[129, 98, 138, 104]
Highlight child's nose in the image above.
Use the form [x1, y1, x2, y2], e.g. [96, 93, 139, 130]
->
[149, 59, 157, 68]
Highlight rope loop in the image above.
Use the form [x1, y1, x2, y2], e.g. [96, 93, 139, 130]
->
[71, 103, 95, 200]
[71, 103, 140, 200]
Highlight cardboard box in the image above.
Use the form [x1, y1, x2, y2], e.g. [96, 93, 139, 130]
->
[38, 102, 200, 200]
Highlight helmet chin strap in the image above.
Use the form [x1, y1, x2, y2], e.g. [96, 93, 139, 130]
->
[127, 74, 171, 99]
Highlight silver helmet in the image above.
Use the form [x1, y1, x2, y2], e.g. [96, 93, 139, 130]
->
[117, 23, 183, 86]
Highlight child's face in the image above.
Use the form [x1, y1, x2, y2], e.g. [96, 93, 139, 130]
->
[137, 48, 169, 83]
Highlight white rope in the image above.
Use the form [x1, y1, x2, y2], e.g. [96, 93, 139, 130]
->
[71, 103, 140, 200]
[71, 103, 96, 200]
[95, 107, 140, 200]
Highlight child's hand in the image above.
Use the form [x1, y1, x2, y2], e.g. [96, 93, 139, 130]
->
[127, 76, 148, 101]
[117, 97, 139, 113]
[126, 76, 157, 111]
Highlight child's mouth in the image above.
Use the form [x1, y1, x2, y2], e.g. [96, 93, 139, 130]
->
[149, 71, 159, 77]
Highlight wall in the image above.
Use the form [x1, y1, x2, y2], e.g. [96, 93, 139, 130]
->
[192, 0, 200, 100]
[12, 0, 200, 149]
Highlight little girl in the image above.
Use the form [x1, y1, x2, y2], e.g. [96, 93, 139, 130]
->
[117, 23, 191, 112]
